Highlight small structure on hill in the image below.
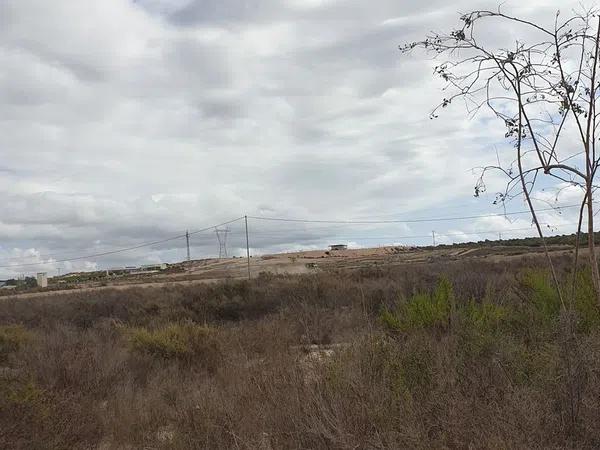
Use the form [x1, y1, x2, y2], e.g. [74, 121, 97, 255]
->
[329, 244, 348, 251]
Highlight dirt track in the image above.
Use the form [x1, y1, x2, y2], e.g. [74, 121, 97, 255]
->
[0, 277, 234, 300]
[1, 244, 574, 300]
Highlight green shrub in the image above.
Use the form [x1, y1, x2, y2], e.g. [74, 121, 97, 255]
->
[403, 292, 450, 329]
[381, 277, 452, 331]
[460, 300, 507, 357]
[126, 323, 220, 368]
[463, 299, 506, 332]
[572, 271, 600, 332]
[0, 325, 32, 362]
[520, 270, 561, 323]
[518, 269, 600, 332]
[379, 309, 403, 331]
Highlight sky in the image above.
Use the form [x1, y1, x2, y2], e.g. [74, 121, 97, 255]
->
[0, 0, 591, 278]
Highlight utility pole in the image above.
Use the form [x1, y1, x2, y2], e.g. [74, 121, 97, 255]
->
[245, 215, 251, 279]
[432, 230, 436, 247]
[185, 230, 191, 262]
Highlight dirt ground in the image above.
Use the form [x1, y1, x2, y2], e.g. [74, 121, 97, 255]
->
[1, 244, 575, 300]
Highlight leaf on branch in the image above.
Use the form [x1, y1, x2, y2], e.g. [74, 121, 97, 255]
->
[492, 193, 506, 205]
[474, 180, 486, 197]
[451, 29, 466, 41]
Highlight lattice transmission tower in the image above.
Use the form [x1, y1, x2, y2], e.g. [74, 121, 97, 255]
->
[215, 228, 230, 259]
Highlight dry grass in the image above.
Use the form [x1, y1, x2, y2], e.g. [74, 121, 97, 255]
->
[1, 255, 600, 448]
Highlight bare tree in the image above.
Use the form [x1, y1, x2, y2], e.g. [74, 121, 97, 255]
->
[402, 7, 600, 305]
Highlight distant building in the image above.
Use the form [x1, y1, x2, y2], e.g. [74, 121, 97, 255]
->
[36, 272, 48, 288]
[140, 263, 167, 271]
[106, 264, 167, 276]
[329, 244, 348, 251]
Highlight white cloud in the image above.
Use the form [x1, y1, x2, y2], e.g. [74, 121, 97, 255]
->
[0, 0, 586, 277]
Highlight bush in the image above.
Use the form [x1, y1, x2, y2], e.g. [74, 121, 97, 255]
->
[126, 322, 220, 369]
[520, 269, 561, 323]
[3, 256, 600, 448]
[0, 378, 45, 409]
[381, 277, 453, 331]
[463, 299, 506, 332]
[0, 376, 49, 447]
[518, 269, 600, 333]
[572, 271, 600, 332]
[397, 343, 433, 394]
[459, 299, 508, 358]
[0, 325, 32, 363]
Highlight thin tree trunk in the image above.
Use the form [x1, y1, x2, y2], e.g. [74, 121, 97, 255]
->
[586, 184, 600, 305]
[585, 17, 600, 305]
[515, 79, 565, 308]
[571, 191, 588, 309]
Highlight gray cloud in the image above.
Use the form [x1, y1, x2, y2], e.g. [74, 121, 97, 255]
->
[0, 0, 582, 278]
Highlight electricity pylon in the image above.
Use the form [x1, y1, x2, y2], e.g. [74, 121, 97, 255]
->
[215, 228, 230, 259]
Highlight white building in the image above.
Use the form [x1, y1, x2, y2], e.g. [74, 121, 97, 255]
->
[36, 272, 48, 288]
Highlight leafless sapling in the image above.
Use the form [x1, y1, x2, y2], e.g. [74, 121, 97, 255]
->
[402, 6, 600, 306]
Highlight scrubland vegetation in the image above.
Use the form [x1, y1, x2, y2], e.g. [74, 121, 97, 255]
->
[438, 231, 600, 249]
[2, 255, 600, 448]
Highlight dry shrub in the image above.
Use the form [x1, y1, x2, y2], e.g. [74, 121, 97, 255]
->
[1, 256, 600, 448]
[126, 322, 220, 370]
[0, 325, 31, 363]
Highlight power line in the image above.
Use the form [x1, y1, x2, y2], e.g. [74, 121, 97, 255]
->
[2, 203, 589, 265]
[0, 222, 242, 264]
[247, 203, 588, 225]
[0, 201, 594, 272]
[0, 217, 244, 269]
[0, 246, 112, 264]
[0, 222, 228, 264]
[336, 225, 577, 241]
[228, 220, 583, 239]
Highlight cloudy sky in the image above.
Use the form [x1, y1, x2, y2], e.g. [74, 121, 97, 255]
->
[0, 0, 589, 277]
